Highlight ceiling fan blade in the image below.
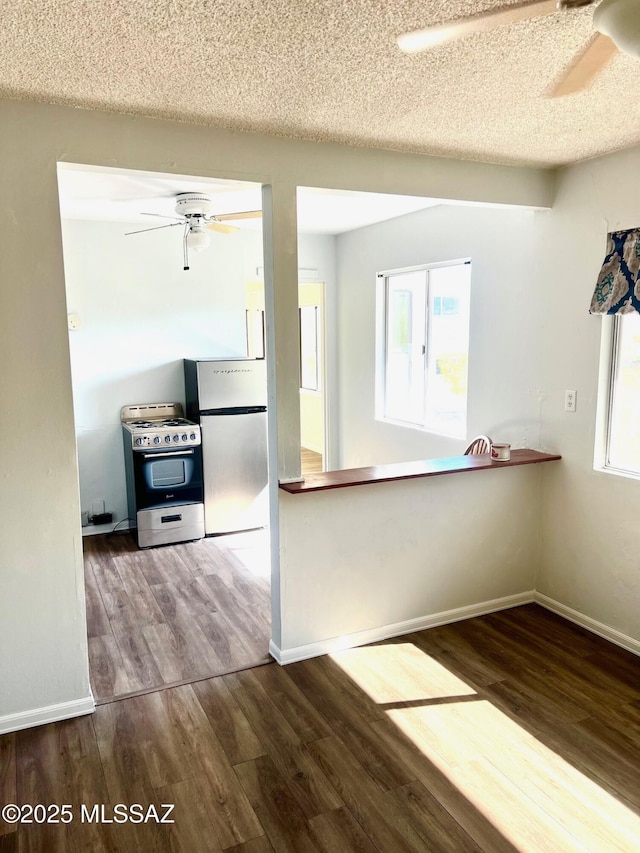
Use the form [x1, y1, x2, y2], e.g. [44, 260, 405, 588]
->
[397, 0, 558, 53]
[214, 209, 263, 221]
[206, 222, 240, 234]
[124, 222, 183, 235]
[550, 33, 617, 97]
[140, 212, 183, 220]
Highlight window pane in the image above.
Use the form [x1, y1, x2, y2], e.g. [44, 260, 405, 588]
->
[384, 271, 426, 424]
[425, 264, 470, 436]
[608, 313, 640, 472]
[300, 305, 319, 391]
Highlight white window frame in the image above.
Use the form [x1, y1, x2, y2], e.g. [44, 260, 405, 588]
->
[375, 259, 471, 438]
[595, 314, 640, 480]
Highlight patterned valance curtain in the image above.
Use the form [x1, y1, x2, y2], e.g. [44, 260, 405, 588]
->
[590, 228, 640, 314]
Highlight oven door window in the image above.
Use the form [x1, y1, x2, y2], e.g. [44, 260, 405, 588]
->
[144, 457, 194, 490]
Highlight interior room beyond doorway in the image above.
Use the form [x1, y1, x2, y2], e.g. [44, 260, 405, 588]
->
[57, 162, 273, 702]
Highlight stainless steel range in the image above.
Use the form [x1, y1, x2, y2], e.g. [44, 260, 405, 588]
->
[121, 403, 205, 548]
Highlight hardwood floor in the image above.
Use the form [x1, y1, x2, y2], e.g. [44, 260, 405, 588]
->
[3, 604, 640, 850]
[301, 447, 323, 475]
[84, 530, 271, 702]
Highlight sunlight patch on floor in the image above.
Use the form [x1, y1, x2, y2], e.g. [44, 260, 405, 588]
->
[332, 641, 640, 851]
[222, 528, 271, 581]
[388, 698, 640, 851]
[329, 642, 477, 704]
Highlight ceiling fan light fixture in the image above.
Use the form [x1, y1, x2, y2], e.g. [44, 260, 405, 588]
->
[186, 226, 210, 252]
[594, 0, 640, 58]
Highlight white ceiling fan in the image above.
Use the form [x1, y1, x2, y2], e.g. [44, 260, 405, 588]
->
[397, 0, 640, 97]
[125, 192, 262, 270]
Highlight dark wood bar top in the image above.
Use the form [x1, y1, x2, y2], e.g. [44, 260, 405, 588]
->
[279, 449, 561, 494]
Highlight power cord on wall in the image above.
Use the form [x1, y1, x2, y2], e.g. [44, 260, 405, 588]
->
[108, 518, 134, 537]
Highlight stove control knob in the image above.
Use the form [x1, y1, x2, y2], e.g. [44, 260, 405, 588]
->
[173, 434, 180, 442]
[153, 436, 161, 445]
[165, 435, 171, 444]
[182, 433, 188, 442]
[190, 432, 196, 441]
[135, 437, 144, 446]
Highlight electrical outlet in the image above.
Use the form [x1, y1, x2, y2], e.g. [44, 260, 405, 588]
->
[91, 499, 105, 517]
[564, 390, 577, 412]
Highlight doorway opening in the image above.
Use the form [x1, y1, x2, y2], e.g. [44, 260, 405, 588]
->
[57, 162, 273, 703]
[245, 278, 329, 476]
[299, 282, 327, 474]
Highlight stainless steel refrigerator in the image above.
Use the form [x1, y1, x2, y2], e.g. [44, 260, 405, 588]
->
[184, 358, 268, 535]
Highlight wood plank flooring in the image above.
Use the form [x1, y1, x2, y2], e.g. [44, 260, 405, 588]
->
[84, 530, 271, 702]
[3, 604, 640, 850]
[301, 448, 323, 475]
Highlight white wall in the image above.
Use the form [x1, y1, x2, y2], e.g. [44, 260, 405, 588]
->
[336, 204, 543, 468]
[536, 147, 640, 641]
[0, 96, 552, 731]
[278, 465, 541, 656]
[62, 219, 252, 529]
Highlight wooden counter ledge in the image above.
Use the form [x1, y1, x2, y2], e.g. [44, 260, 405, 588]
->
[279, 449, 561, 494]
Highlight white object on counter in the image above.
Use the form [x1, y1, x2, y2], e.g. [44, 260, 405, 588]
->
[491, 443, 511, 462]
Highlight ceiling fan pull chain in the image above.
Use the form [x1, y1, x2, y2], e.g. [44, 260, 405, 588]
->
[183, 222, 190, 271]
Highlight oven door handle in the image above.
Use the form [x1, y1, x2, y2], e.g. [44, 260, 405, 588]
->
[142, 449, 195, 459]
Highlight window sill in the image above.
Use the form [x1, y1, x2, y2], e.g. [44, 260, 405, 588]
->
[279, 449, 561, 494]
[594, 464, 640, 482]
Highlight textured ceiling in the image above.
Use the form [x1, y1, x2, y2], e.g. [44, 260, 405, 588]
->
[3, 0, 640, 167]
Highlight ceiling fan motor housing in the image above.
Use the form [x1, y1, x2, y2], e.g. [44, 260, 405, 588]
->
[175, 192, 213, 217]
[594, 0, 640, 58]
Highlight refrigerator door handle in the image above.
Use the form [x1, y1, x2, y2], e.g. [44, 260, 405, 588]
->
[199, 406, 267, 416]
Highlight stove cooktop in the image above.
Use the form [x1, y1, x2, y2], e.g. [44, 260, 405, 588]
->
[121, 403, 201, 449]
[127, 417, 193, 429]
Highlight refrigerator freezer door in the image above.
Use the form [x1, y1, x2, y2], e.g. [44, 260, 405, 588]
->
[201, 411, 269, 534]
[196, 359, 267, 411]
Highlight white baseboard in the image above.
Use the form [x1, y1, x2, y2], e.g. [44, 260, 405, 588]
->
[0, 693, 95, 736]
[82, 521, 131, 537]
[535, 593, 640, 657]
[270, 590, 536, 665]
